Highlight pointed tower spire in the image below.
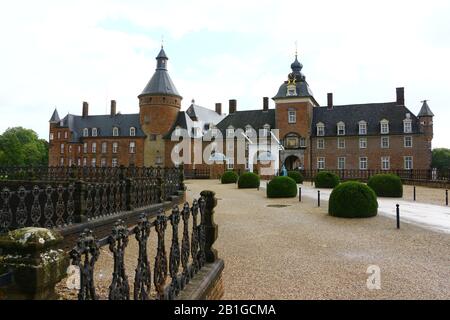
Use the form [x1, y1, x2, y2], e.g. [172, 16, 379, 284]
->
[156, 46, 169, 70]
[418, 100, 434, 117]
[49, 108, 60, 123]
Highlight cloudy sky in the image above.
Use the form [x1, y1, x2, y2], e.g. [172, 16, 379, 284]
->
[1, 0, 449, 147]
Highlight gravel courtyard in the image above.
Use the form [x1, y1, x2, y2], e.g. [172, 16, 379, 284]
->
[184, 180, 450, 300]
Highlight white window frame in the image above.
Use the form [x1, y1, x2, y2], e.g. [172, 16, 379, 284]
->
[60, 157, 64, 166]
[129, 141, 136, 154]
[337, 122, 346, 136]
[83, 128, 89, 137]
[130, 127, 136, 137]
[403, 119, 412, 133]
[91, 142, 97, 154]
[101, 142, 107, 154]
[288, 110, 296, 124]
[226, 127, 234, 138]
[113, 127, 119, 137]
[50, 133, 54, 140]
[317, 157, 325, 169]
[101, 158, 107, 167]
[381, 136, 390, 148]
[380, 119, 389, 134]
[64, 132, 68, 139]
[91, 158, 96, 167]
[404, 156, 413, 170]
[112, 142, 118, 154]
[83, 157, 87, 167]
[337, 157, 346, 170]
[359, 138, 367, 149]
[359, 121, 367, 135]
[404, 136, 413, 148]
[381, 156, 390, 170]
[317, 138, 325, 149]
[92, 128, 98, 137]
[83, 142, 88, 153]
[316, 123, 325, 136]
[112, 158, 118, 167]
[337, 138, 345, 149]
[227, 159, 234, 170]
[299, 137, 306, 148]
[60, 143, 64, 154]
[57, 132, 61, 139]
[359, 157, 368, 170]
[262, 124, 270, 137]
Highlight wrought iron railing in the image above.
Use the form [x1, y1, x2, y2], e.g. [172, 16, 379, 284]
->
[69, 198, 206, 300]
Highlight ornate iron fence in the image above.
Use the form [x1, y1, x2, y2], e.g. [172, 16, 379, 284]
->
[70, 198, 206, 300]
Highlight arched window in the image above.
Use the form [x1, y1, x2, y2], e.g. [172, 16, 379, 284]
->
[226, 126, 234, 138]
[337, 121, 345, 135]
[359, 121, 367, 135]
[113, 127, 119, 137]
[403, 115, 412, 133]
[380, 119, 389, 134]
[316, 122, 325, 136]
[130, 127, 136, 136]
[83, 128, 89, 137]
[92, 128, 98, 137]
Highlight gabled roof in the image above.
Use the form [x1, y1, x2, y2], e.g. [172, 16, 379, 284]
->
[311, 102, 420, 136]
[186, 103, 225, 124]
[216, 109, 276, 134]
[49, 108, 60, 123]
[418, 100, 434, 117]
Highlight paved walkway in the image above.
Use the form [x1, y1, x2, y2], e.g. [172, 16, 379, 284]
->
[185, 180, 450, 300]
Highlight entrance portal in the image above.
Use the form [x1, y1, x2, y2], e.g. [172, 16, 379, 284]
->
[284, 155, 302, 171]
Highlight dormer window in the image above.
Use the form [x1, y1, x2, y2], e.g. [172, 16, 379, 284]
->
[130, 127, 136, 136]
[226, 126, 234, 138]
[262, 124, 270, 137]
[380, 119, 389, 134]
[112, 127, 119, 137]
[337, 122, 345, 135]
[83, 128, 89, 137]
[287, 84, 297, 96]
[92, 128, 98, 137]
[245, 125, 254, 138]
[316, 123, 325, 136]
[359, 121, 367, 135]
[403, 119, 412, 133]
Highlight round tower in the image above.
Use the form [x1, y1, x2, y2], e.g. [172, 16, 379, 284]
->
[139, 47, 182, 166]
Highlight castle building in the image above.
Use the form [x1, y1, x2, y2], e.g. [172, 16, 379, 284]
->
[48, 48, 434, 175]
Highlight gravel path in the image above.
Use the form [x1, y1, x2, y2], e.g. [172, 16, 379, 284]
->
[185, 180, 450, 300]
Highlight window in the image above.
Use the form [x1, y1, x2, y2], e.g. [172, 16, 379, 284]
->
[92, 128, 98, 137]
[57, 132, 61, 139]
[404, 119, 412, 133]
[359, 121, 367, 135]
[101, 142, 107, 153]
[380, 120, 389, 134]
[359, 138, 367, 149]
[317, 138, 325, 149]
[101, 158, 107, 167]
[245, 158, 249, 170]
[299, 137, 306, 147]
[211, 128, 219, 136]
[337, 122, 345, 135]
[245, 126, 253, 137]
[112, 158, 118, 167]
[68, 145, 72, 153]
[91, 158, 96, 167]
[404, 156, 413, 170]
[381, 136, 389, 148]
[226, 127, 234, 138]
[50, 133, 54, 140]
[60, 143, 64, 154]
[359, 157, 368, 170]
[83, 142, 88, 153]
[91, 142, 97, 154]
[113, 127, 119, 137]
[286, 136, 299, 149]
[77, 158, 81, 166]
[337, 138, 345, 149]
[174, 127, 181, 136]
[316, 123, 325, 136]
[227, 160, 234, 170]
[112, 142, 118, 154]
[149, 134, 157, 141]
[338, 157, 346, 170]
[83, 128, 89, 137]
[129, 141, 136, 154]
[60, 157, 64, 166]
[317, 157, 325, 169]
[83, 157, 87, 167]
[64, 132, 68, 139]
[156, 156, 163, 165]
[130, 127, 136, 136]
[381, 156, 390, 170]
[262, 124, 270, 137]
[404, 136, 413, 148]
[288, 110, 296, 124]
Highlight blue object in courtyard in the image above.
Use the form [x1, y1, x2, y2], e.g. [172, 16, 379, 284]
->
[281, 165, 288, 176]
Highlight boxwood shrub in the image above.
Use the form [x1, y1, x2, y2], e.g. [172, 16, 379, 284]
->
[367, 174, 403, 197]
[329, 181, 378, 218]
[238, 172, 260, 189]
[267, 176, 298, 198]
[287, 171, 304, 184]
[221, 171, 239, 184]
[314, 171, 340, 188]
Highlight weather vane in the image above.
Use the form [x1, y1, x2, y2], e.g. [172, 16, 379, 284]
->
[295, 41, 298, 57]
[161, 35, 164, 48]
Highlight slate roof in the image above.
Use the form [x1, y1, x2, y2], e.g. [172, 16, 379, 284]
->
[49, 108, 60, 123]
[311, 102, 421, 137]
[273, 80, 316, 102]
[418, 100, 434, 117]
[59, 113, 145, 143]
[186, 103, 225, 124]
[216, 109, 276, 134]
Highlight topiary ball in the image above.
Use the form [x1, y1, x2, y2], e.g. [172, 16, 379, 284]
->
[287, 171, 304, 184]
[367, 174, 403, 197]
[238, 172, 260, 189]
[221, 171, 239, 184]
[267, 176, 298, 198]
[329, 181, 378, 218]
[314, 171, 340, 188]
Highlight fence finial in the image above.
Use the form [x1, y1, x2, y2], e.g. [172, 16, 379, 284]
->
[200, 190, 219, 263]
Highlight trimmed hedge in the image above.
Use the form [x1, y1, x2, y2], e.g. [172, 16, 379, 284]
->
[314, 171, 340, 188]
[238, 172, 260, 189]
[221, 171, 239, 184]
[287, 171, 304, 184]
[267, 176, 298, 198]
[329, 181, 378, 218]
[367, 174, 403, 197]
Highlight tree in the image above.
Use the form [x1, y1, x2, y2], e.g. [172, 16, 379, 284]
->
[0, 127, 48, 166]
[431, 148, 450, 171]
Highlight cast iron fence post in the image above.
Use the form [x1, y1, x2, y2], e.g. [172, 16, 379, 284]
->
[299, 187, 302, 202]
[74, 180, 88, 223]
[200, 190, 218, 263]
[396, 204, 400, 229]
[318, 190, 320, 207]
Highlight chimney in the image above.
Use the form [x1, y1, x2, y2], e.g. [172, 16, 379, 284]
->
[110, 100, 117, 116]
[82, 102, 89, 117]
[327, 93, 333, 110]
[396, 87, 405, 105]
[215, 103, 222, 115]
[229, 99, 237, 114]
[263, 97, 269, 111]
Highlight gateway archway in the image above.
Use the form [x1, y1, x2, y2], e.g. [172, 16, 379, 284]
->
[284, 155, 302, 171]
